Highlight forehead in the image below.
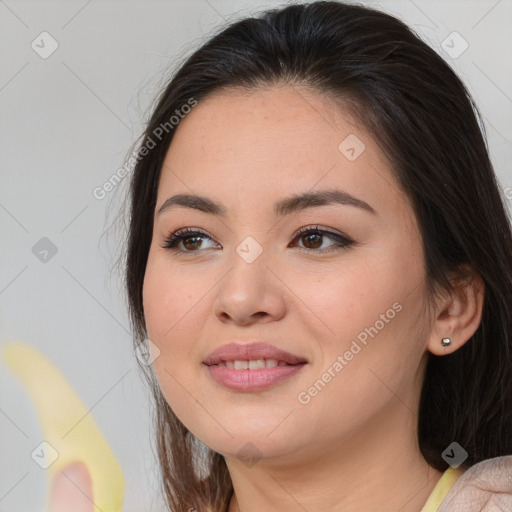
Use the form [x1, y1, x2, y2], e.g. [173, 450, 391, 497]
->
[170, 85, 362, 156]
[157, 85, 413, 225]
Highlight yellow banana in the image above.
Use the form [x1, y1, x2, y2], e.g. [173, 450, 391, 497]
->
[1, 341, 125, 512]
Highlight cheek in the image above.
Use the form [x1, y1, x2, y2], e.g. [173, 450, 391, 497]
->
[141, 253, 218, 399]
[142, 256, 206, 424]
[304, 247, 427, 369]
[296, 257, 399, 342]
[142, 263, 169, 341]
[298, 270, 425, 429]
[142, 254, 198, 342]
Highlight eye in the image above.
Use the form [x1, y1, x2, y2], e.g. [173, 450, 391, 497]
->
[160, 227, 220, 252]
[290, 225, 354, 252]
[160, 225, 355, 253]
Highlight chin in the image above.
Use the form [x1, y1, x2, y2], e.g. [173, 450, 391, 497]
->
[195, 425, 307, 464]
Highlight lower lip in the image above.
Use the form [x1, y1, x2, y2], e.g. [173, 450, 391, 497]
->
[205, 363, 306, 391]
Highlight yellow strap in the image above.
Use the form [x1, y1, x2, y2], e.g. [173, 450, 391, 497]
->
[420, 466, 466, 512]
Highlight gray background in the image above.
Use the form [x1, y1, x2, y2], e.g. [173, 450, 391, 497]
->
[0, 0, 511, 510]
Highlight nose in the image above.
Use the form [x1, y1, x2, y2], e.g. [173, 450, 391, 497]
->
[213, 244, 286, 326]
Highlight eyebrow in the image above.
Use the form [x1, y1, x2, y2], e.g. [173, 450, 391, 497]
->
[157, 188, 377, 217]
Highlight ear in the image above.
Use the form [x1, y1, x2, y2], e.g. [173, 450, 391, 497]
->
[427, 264, 485, 356]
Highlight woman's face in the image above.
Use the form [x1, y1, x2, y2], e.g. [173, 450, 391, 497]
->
[143, 84, 432, 465]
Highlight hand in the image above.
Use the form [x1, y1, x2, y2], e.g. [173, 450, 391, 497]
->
[47, 462, 94, 512]
[438, 455, 512, 511]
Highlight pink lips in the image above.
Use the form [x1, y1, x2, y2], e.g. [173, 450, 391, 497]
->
[203, 341, 307, 392]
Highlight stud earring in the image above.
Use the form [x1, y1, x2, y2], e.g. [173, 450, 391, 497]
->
[441, 337, 451, 346]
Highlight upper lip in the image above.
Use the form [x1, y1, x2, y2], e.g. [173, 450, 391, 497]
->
[203, 341, 308, 366]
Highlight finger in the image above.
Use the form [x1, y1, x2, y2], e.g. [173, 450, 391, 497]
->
[47, 462, 94, 512]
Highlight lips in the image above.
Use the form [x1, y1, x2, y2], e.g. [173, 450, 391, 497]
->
[203, 341, 307, 367]
[203, 341, 308, 392]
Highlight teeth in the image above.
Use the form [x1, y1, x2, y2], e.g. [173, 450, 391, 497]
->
[248, 359, 266, 370]
[234, 360, 249, 370]
[218, 358, 285, 369]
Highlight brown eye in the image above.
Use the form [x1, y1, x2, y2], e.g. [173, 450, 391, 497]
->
[161, 228, 219, 252]
[182, 236, 203, 251]
[291, 226, 355, 252]
[301, 232, 323, 249]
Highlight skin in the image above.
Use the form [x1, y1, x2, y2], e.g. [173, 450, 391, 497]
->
[48, 462, 92, 512]
[140, 84, 484, 512]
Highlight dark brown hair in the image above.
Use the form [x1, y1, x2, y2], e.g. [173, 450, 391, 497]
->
[122, 2, 512, 510]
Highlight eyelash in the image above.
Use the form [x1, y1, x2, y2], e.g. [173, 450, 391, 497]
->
[160, 225, 355, 254]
